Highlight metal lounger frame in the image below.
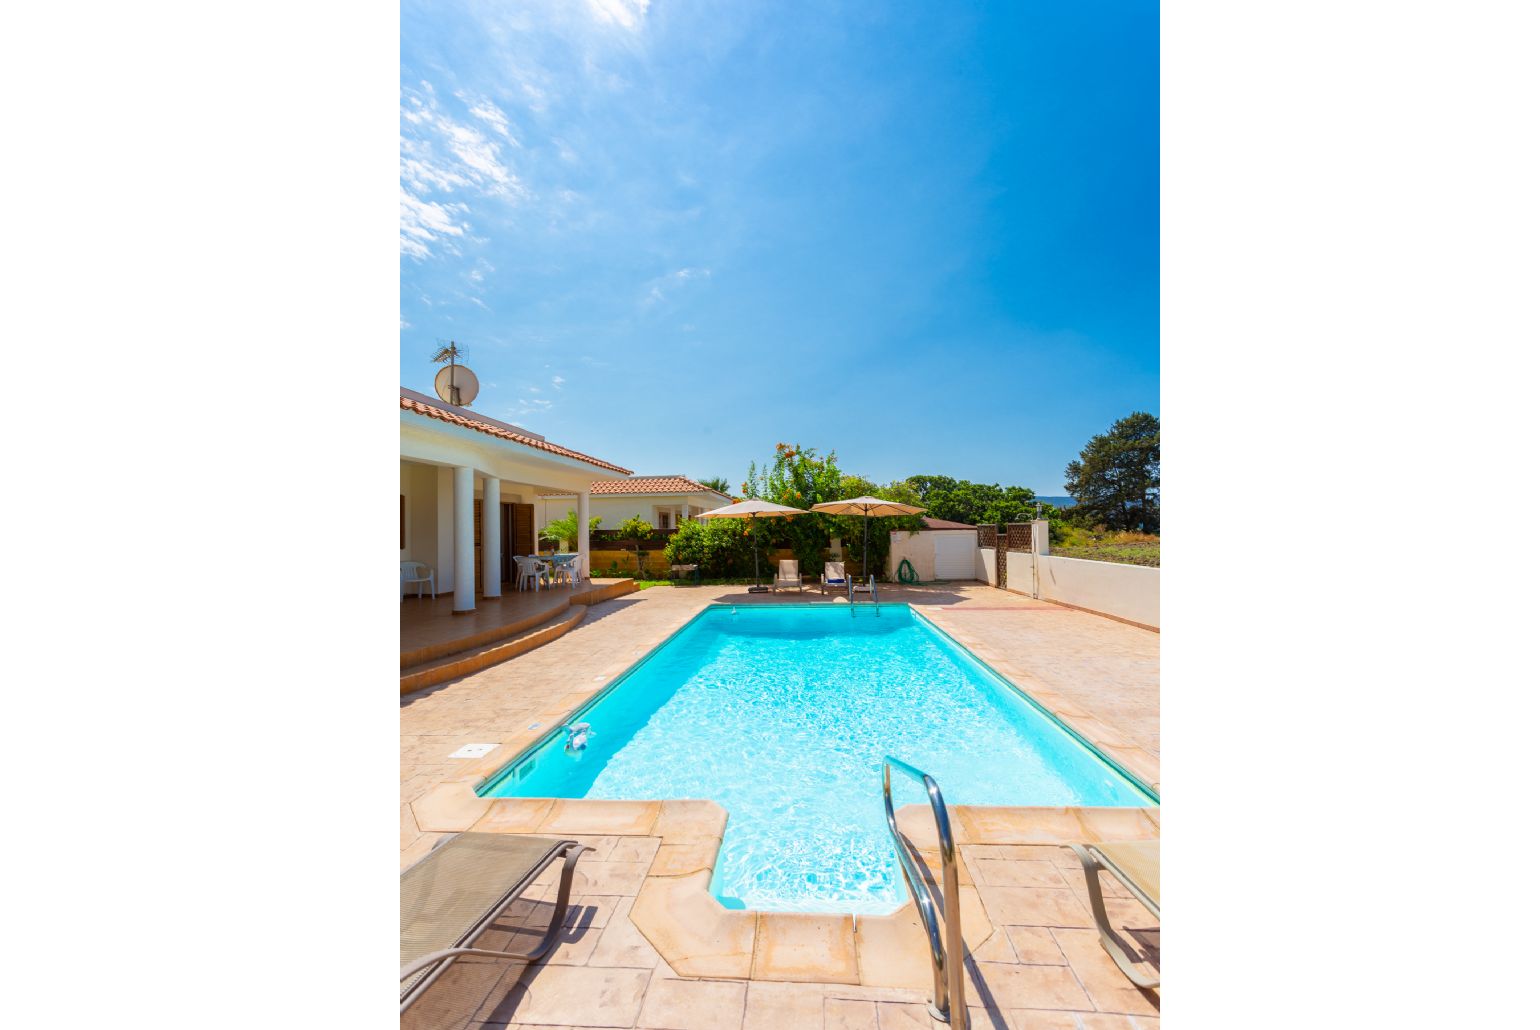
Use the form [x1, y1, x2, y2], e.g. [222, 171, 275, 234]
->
[1067, 843, 1160, 989]
[399, 837, 587, 1013]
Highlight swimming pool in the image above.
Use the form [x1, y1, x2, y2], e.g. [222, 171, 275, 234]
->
[479, 604, 1155, 914]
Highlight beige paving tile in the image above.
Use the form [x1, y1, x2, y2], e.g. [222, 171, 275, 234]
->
[571, 860, 652, 896]
[637, 974, 747, 1030]
[650, 841, 720, 877]
[1052, 928, 1161, 1016]
[653, 799, 729, 842]
[825, 997, 879, 1030]
[412, 781, 493, 832]
[471, 799, 556, 834]
[743, 980, 826, 1030]
[965, 961, 1094, 1012]
[610, 835, 663, 864]
[971, 858, 1067, 888]
[588, 898, 665, 970]
[1017, 1012, 1159, 1029]
[853, 887, 993, 990]
[630, 870, 756, 979]
[539, 799, 662, 836]
[968, 930, 1016, 963]
[495, 964, 651, 1027]
[1002, 926, 1066, 965]
[875, 1001, 945, 1029]
[752, 912, 860, 984]
[562, 895, 622, 932]
[974, 886, 1094, 929]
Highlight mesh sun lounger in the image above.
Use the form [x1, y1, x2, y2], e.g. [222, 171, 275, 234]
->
[1068, 840, 1160, 988]
[400, 832, 585, 1013]
[820, 561, 848, 595]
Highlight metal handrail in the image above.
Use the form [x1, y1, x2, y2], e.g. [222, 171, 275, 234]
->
[882, 758, 967, 1027]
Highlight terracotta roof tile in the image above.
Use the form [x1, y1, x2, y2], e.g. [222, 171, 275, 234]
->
[540, 476, 732, 498]
[400, 396, 632, 474]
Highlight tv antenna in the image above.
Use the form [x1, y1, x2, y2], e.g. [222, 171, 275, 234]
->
[431, 341, 479, 407]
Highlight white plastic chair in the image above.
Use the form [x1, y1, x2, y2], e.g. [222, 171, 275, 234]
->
[549, 555, 578, 587]
[400, 561, 435, 600]
[515, 556, 547, 592]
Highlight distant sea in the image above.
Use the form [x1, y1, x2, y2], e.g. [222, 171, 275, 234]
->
[1035, 495, 1074, 508]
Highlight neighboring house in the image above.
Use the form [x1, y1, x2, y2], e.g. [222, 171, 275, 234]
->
[537, 476, 733, 532]
[400, 387, 632, 612]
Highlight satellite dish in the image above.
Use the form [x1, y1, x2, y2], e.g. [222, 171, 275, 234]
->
[434, 363, 480, 407]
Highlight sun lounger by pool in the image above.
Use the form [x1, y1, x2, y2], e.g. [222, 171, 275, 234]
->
[771, 559, 803, 592]
[400, 832, 586, 1012]
[821, 561, 848, 596]
[1068, 839, 1160, 988]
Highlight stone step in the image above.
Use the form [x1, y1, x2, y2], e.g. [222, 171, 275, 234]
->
[400, 604, 586, 696]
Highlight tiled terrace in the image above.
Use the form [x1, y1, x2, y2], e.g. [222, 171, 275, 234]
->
[401, 579, 634, 664]
[402, 583, 1160, 1029]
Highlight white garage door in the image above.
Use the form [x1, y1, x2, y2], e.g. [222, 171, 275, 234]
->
[933, 534, 976, 580]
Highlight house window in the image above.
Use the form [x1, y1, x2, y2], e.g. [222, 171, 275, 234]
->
[658, 511, 671, 530]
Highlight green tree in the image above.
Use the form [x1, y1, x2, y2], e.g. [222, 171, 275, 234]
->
[744, 443, 845, 573]
[904, 475, 959, 504]
[1063, 412, 1160, 532]
[697, 475, 732, 495]
[838, 474, 881, 499]
[538, 510, 602, 551]
[876, 480, 924, 508]
[614, 514, 655, 576]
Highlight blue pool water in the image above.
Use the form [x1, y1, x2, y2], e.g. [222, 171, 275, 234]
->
[479, 604, 1154, 913]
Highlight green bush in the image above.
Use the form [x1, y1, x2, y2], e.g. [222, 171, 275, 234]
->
[662, 518, 756, 577]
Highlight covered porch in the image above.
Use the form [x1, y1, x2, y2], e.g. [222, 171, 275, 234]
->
[400, 388, 634, 617]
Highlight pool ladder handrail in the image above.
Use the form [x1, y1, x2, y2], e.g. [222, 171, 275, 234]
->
[849, 574, 880, 614]
[881, 757, 967, 1027]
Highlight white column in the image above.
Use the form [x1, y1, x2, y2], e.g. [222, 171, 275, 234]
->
[453, 466, 475, 612]
[577, 488, 591, 582]
[482, 477, 501, 598]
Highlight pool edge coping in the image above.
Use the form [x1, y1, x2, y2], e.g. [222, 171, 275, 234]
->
[405, 599, 1162, 985]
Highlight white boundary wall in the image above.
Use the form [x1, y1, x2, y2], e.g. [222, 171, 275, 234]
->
[1033, 554, 1159, 629]
[976, 547, 998, 586]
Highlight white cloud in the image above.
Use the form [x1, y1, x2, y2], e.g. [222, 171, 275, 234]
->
[512, 396, 554, 418]
[642, 266, 712, 307]
[400, 189, 467, 259]
[521, 81, 550, 114]
[457, 92, 515, 141]
[586, 0, 650, 31]
[551, 375, 566, 388]
[400, 85, 526, 258]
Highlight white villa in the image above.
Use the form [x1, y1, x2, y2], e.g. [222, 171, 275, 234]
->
[536, 476, 732, 532]
[399, 387, 632, 613]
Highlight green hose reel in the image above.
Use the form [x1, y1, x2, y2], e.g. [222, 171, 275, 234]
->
[897, 558, 919, 584]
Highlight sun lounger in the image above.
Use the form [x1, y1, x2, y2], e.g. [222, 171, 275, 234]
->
[821, 561, 848, 596]
[771, 559, 803, 592]
[1067, 840, 1160, 988]
[400, 832, 586, 1012]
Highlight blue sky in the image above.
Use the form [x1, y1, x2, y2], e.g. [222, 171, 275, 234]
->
[401, 1, 1157, 494]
